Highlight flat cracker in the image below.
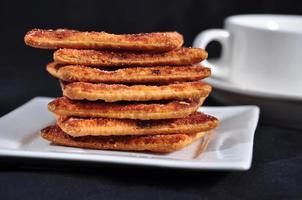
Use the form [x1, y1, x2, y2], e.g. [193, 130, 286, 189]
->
[47, 62, 211, 84]
[53, 48, 208, 67]
[25, 29, 183, 52]
[48, 97, 205, 120]
[62, 81, 212, 102]
[55, 112, 219, 137]
[41, 125, 211, 153]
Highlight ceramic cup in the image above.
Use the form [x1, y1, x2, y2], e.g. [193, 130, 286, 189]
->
[193, 14, 302, 96]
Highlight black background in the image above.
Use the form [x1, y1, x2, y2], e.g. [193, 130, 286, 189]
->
[0, 0, 302, 199]
[2, 0, 302, 114]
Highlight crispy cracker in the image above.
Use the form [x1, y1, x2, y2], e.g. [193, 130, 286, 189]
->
[24, 29, 183, 52]
[47, 62, 211, 84]
[53, 48, 208, 67]
[62, 81, 211, 102]
[48, 97, 205, 120]
[41, 125, 210, 153]
[55, 112, 219, 137]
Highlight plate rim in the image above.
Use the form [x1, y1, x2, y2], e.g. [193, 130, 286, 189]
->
[205, 77, 302, 101]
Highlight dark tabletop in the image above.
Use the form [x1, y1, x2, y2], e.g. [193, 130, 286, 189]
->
[1, 0, 302, 199]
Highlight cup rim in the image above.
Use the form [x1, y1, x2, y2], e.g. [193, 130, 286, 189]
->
[225, 14, 302, 34]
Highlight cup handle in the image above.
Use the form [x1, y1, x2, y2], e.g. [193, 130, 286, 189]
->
[193, 29, 230, 80]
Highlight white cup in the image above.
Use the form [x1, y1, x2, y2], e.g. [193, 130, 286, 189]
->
[193, 14, 302, 96]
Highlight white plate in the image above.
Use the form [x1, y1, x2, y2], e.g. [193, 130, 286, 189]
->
[0, 97, 259, 170]
[206, 76, 302, 128]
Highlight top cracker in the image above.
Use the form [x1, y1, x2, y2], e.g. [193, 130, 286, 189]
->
[24, 29, 183, 52]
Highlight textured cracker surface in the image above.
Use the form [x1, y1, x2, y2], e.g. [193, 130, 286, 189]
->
[55, 112, 219, 137]
[62, 81, 212, 102]
[47, 62, 211, 84]
[48, 97, 205, 120]
[41, 125, 209, 153]
[24, 29, 183, 52]
[53, 48, 208, 67]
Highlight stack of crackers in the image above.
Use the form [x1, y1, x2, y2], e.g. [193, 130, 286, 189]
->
[24, 29, 219, 153]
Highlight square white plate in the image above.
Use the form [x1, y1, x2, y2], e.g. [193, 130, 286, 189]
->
[0, 97, 259, 170]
